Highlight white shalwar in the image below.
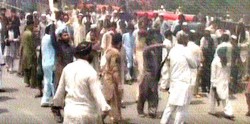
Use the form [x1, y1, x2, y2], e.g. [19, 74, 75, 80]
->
[161, 44, 197, 124]
[53, 59, 110, 124]
[209, 56, 233, 116]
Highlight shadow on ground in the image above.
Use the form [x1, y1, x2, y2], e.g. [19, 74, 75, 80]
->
[3, 88, 18, 93]
[0, 96, 15, 102]
[190, 100, 205, 105]
[123, 101, 136, 106]
[0, 108, 8, 114]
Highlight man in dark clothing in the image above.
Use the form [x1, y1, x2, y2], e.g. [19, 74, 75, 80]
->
[200, 29, 215, 92]
[230, 35, 240, 94]
[0, 8, 7, 53]
[10, 9, 20, 58]
[137, 35, 166, 118]
[51, 24, 74, 91]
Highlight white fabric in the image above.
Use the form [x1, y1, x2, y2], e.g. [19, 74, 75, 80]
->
[211, 56, 230, 100]
[161, 104, 188, 124]
[101, 31, 114, 51]
[238, 31, 250, 63]
[167, 44, 197, 106]
[8, 30, 14, 41]
[161, 44, 196, 124]
[214, 42, 232, 65]
[73, 21, 85, 47]
[162, 38, 172, 62]
[187, 41, 202, 86]
[53, 59, 110, 123]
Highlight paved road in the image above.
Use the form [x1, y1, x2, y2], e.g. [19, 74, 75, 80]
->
[0, 60, 250, 124]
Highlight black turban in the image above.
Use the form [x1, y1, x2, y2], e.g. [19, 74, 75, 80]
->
[74, 42, 92, 57]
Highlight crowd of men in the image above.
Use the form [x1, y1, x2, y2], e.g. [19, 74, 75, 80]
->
[0, 2, 250, 124]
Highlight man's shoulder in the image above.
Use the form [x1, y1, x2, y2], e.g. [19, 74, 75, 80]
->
[23, 30, 32, 36]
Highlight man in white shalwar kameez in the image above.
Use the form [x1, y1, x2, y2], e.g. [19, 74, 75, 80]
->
[52, 42, 111, 124]
[73, 13, 85, 47]
[160, 32, 197, 124]
[187, 33, 202, 97]
[209, 47, 234, 120]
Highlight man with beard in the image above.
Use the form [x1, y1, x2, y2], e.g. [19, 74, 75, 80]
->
[52, 25, 74, 91]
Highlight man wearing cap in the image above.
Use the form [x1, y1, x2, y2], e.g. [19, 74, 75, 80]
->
[161, 31, 197, 124]
[53, 26, 74, 91]
[21, 15, 37, 88]
[39, 14, 48, 39]
[73, 13, 85, 47]
[52, 42, 111, 123]
[56, 13, 73, 40]
[209, 47, 235, 120]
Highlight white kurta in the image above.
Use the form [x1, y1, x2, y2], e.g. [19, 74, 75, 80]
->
[214, 42, 232, 65]
[210, 56, 233, 116]
[53, 59, 110, 124]
[161, 44, 197, 124]
[101, 31, 114, 51]
[168, 44, 197, 106]
[187, 41, 202, 86]
[73, 22, 85, 47]
[238, 31, 250, 63]
[210, 57, 231, 100]
[162, 38, 172, 61]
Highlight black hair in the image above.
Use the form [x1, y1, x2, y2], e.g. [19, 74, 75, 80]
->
[11, 9, 16, 13]
[110, 22, 117, 29]
[127, 23, 134, 31]
[217, 47, 228, 67]
[74, 42, 92, 58]
[164, 30, 173, 38]
[26, 15, 34, 25]
[45, 25, 51, 35]
[220, 34, 229, 42]
[112, 33, 122, 46]
[237, 22, 246, 43]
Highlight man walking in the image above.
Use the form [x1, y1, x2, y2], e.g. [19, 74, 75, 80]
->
[161, 32, 197, 124]
[52, 42, 111, 123]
